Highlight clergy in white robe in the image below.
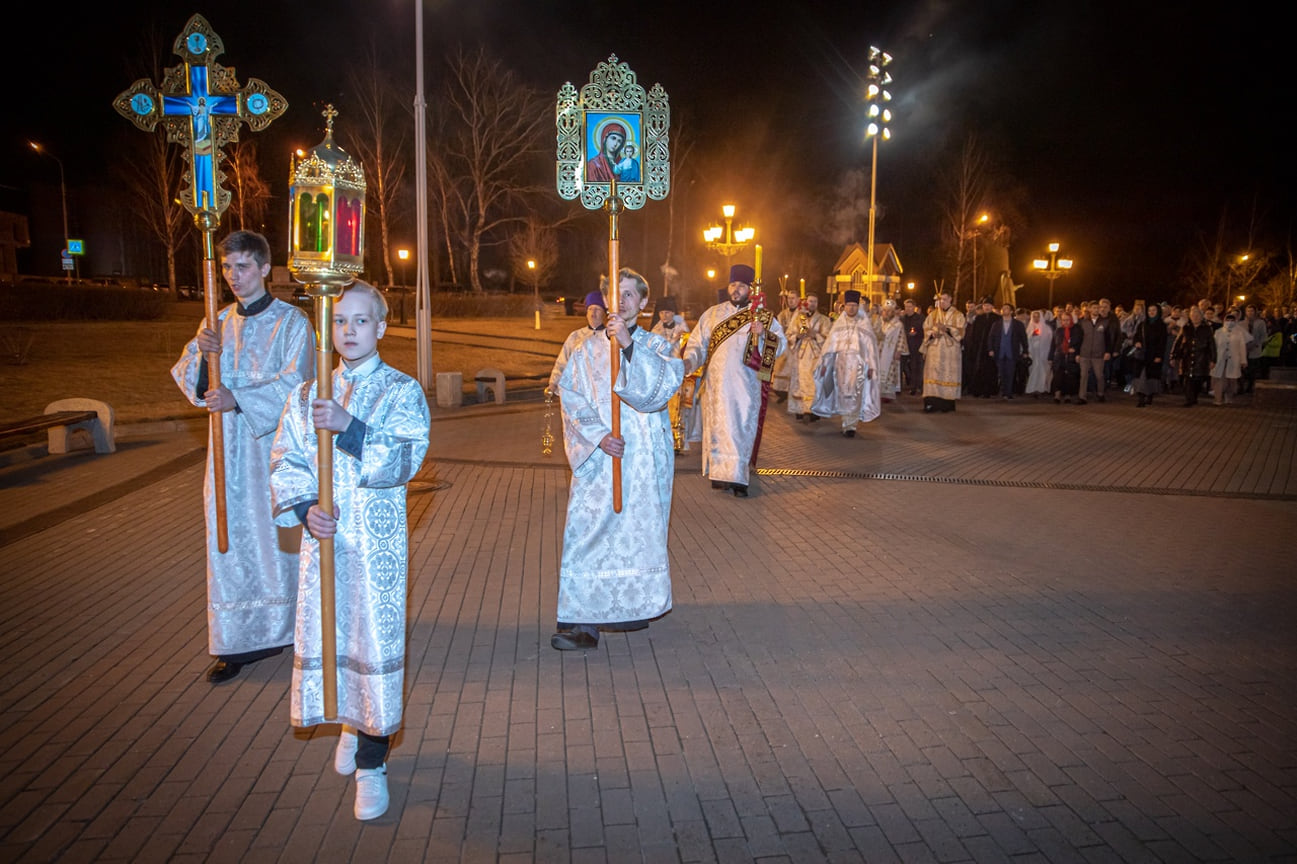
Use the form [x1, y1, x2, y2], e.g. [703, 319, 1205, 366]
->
[650, 295, 693, 451]
[786, 295, 832, 419]
[875, 300, 905, 401]
[811, 290, 880, 435]
[922, 291, 967, 413]
[771, 291, 799, 398]
[681, 265, 787, 494]
[548, 290, 607, 394]
[269, 286, 430, 738]
[552, 269, 684, 651]
[170, 230, 314, 680]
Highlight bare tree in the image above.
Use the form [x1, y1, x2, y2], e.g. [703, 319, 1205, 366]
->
[117, 128, 187, 296]
[1182, 206, 1270, 306]
[508, 214, 559, 304]
[427, 46, 551, 292]
[343, 37, 409, 288]
[937, 134, 992, 305]
[1259, 240, 1297, 311]
[225, 139, 272, 233]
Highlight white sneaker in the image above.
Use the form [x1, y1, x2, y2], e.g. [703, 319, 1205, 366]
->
[334, 726, 357, 776]
[354, 765, 389, 820]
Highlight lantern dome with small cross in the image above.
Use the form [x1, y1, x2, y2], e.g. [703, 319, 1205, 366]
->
[289, 104, 366, 288]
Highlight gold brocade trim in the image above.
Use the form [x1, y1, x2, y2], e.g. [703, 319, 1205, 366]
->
[705, 307, 775, 379]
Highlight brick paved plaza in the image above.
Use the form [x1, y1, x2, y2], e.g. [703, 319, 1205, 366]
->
[2, 388, 1295, 862]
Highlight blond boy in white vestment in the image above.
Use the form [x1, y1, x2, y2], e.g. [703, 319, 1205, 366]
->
[270, 282, 430, 820]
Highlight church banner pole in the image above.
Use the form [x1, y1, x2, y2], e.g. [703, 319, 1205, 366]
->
[114, 13, 286, 556]
[607, 180, 623, 513]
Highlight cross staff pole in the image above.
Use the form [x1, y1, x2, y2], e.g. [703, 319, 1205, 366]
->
[308, 284, 343, 720]
[197, 207, 228, 552]
[606, 180, 623, 513]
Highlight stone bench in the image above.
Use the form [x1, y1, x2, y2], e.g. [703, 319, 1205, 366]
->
[474, 368, 506, 405]
[435, 371, 463, 408]
[0, 398, 116, 454]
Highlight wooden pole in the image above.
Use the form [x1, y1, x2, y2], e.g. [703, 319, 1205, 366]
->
[311, 287, 340, 720]
[199, 220, 229, 553]
[607, 182, 622, 513]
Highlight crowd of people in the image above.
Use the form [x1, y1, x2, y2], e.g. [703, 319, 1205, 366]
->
[947, 295, 1295, 408]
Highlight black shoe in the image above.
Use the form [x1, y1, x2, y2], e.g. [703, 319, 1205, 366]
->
[795, 413, 804, 420]
[842, 429, 855, 438]
[206, 660, 244, 684]
[731, 484, 749, 497]
[710, 480, 731, 490]
[808, 414, 820, 422]
[1097, 394, 1106, 403]
[551, 630, 599, 650]
[1053, 396, 1062, 404]
[599, 620, 648, 633]
[1076, 398, 1087, 405]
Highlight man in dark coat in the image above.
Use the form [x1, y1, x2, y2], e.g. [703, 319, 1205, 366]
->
[984, 303, 1029, 399]
[900, 297, 926, 395]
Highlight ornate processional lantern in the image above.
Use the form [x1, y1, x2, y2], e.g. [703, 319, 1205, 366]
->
[289, 104, 366, 285]
[287, 104, 366, 722]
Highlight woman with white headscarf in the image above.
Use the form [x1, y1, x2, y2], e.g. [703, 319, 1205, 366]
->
[1024, 309, 1053, 397]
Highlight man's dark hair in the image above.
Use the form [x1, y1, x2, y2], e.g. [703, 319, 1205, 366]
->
[217, 230, 272, 268]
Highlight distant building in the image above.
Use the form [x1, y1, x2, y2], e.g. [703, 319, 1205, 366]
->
[0, 212, 32, 284]
[826, 242, 902, 307]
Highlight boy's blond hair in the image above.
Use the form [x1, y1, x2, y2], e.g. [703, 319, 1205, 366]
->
[342, 280, 389, 322]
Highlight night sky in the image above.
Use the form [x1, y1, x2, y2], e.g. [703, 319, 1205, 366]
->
[4, 0, 1290, 305]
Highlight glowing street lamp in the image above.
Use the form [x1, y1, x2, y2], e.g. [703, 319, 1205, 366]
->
[864, 45, 894, 306]
[28, 140, 74, 283]
[1032, 241, 1074, 308]
[703, 204, 755, 260]
[528, 258, 540, 330]
[397, 248, 410, 286]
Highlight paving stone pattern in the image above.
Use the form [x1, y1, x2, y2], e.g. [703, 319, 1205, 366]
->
[1, 391, 1295, 862]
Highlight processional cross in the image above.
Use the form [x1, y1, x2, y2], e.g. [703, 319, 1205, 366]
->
[114, 14, 286, 552]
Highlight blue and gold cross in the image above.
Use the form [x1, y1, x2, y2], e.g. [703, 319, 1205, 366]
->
[114, 14, 286, 217]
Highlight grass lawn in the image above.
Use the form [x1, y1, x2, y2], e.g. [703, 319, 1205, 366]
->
[0, 301, 586, 424]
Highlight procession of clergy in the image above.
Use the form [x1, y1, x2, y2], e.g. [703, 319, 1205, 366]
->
[178, 232, 967, 824]
[542, 263, 963, 658]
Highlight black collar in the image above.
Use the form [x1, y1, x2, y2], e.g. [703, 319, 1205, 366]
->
[236, 292, 274, 317]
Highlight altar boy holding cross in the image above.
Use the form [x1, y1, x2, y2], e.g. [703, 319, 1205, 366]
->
[269, 281, 430, 820]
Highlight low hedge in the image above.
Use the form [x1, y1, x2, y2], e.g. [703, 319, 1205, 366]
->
[1, 280, 167, 321]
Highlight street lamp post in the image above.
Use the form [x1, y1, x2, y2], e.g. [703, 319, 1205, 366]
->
[528, 258, 540, 330]
[1032, 241, 1074, 309]
[29, 140, 74, 283]
[397, 248, 410, 324]
[864, 46, 894, 307]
